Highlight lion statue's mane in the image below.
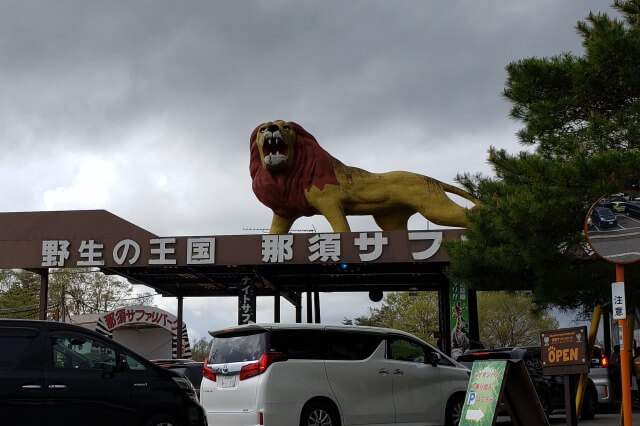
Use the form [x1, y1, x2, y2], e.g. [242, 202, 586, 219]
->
[250, 122, 338, 219]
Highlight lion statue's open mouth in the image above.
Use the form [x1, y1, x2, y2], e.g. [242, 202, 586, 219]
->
[256, 123, 295, 170]
[250, 120, 478, 234]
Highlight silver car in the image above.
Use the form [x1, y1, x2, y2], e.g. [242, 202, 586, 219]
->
[590, 345, 615, 411]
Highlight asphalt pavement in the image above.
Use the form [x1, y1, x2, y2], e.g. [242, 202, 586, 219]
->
[496, 411, 639, 425]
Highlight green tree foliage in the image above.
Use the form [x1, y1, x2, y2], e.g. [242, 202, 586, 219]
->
[448, 0, 640, 311]
[478, 292, 559, 348]
[351, 292, 439, 344]
[0, 268, 155, 319]
[350, 291, 557, 349]
[0, 270, 41, 319]
[191, 337, 213, 362]
[49, 268, 154, 315]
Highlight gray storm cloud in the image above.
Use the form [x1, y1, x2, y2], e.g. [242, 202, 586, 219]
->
[0, 0, 608, 336]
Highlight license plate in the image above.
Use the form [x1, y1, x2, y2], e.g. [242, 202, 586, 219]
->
[220, 375, 236, 388]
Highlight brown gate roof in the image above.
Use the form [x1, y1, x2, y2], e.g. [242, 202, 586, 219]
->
[0, 210, 459, 298]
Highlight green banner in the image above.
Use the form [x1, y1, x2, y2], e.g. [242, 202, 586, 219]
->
[450, 281, 470, 359]
[460, 360, 508, 425]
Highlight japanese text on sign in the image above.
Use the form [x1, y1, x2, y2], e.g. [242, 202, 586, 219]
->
[238, 277, 256, 324]
[102, 307, 176, 331]
[540, 327, 588, 374]
[42, 237, 216, 267]
[261, 231, 443, 263]
[40, 231, 446, 267]
[460, 360, 507, 425]
[612, 281, 626, 320]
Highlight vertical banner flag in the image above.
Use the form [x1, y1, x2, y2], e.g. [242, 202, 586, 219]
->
[450, 281, 470, 359]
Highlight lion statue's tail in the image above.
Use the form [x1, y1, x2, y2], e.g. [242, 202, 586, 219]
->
[439, 181, 480, 207]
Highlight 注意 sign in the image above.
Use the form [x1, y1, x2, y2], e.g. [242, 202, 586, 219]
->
[612, 281, 627, 320]
[540, 326, 588, 375]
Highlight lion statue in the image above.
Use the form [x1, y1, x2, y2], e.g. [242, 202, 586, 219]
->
[250, 120, 478, 234]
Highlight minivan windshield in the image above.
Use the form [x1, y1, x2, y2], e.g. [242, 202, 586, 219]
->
[209, 331, 267, 363]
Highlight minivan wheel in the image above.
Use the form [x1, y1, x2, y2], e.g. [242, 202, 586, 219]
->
[301, 402, 340, 426]
[445, 395, 464, 426]
[143, 413, 182, 426]
[580, 391, 597, 420]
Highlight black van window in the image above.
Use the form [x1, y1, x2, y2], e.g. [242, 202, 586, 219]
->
[209, 331, 267, 363]
[326, 331, 383, 360]
[0, 336, 37, 369]
[269, 330, 325, 359]
[52, 335, 117, 370]
[125, 354, 147, 371]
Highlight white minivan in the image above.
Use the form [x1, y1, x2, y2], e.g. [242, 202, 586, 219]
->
[200, 323, 470, 426]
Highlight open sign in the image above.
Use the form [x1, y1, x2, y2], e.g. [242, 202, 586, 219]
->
[540, 327, 588, 375]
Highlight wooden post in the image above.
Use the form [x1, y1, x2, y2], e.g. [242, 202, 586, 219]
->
[314, 291, 321, 323]
[438, 283, 451, 355]
[603, 308, 612, 356]
[564, 375, 577, 426]
[274, 291, 280, 323]
[176, 296, 183, 359]
[576, 304, 601, 415]
[38, 270, 49, 320]
[468, 287, 480, 347]
[295, 293, 302, 323]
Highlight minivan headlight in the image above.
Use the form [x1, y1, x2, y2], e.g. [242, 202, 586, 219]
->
[172, 377, 196, 396]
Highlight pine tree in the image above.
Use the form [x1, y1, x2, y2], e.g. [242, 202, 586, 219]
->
[448, 0, 640, 310]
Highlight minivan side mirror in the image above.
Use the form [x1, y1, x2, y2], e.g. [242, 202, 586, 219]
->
[428, 352, 441, 367]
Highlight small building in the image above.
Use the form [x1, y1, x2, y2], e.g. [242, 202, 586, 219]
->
[68, 305, 191, 360]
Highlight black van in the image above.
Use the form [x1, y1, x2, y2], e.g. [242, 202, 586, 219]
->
[591, 206, 618, 228]
[0, 319, 207, 426]
[626, 201, 640, 219]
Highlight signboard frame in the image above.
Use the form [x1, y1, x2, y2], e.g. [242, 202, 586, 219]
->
[540, 326, 589, 376]
[460, 359, 548, 426]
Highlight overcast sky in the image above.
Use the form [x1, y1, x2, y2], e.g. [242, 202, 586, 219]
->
[0, 0, 611, 340]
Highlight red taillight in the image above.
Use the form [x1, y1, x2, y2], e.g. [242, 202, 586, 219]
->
[259, 411, 264, 425]
[202, 358, 216, 382]
[601, 356, 609, 367]
[472, 352, 491, 356]
[239, 352, 288, 381]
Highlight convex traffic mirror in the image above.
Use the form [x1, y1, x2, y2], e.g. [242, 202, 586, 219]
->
[585, 192, 640, 264]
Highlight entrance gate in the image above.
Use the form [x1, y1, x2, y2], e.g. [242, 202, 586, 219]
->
[0, 209, 479, 356]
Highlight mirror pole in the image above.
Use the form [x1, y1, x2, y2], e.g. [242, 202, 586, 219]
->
[617, 264, 633, 426]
